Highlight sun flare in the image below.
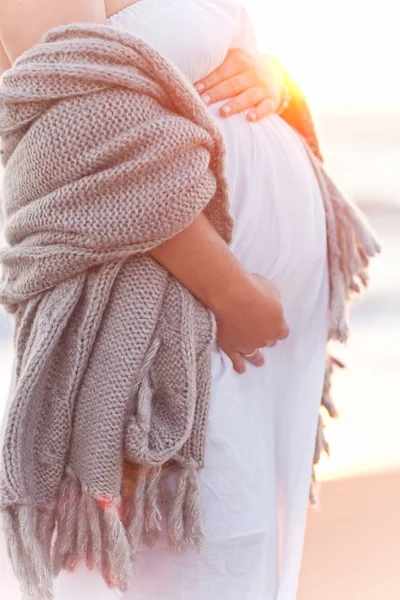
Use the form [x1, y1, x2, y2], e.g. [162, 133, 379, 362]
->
[245, 0, 400, 114]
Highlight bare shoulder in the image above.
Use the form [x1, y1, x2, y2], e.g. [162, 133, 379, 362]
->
[105, 0, 141, 19]
[0, 0, 107, 62]
[0, 40, 10, 75]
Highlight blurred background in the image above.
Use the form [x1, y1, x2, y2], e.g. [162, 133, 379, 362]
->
[0, 1, 399, 599]
[245, 0, 400, 598]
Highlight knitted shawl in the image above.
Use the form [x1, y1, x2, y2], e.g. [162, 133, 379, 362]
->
[0, 24, 379, 600]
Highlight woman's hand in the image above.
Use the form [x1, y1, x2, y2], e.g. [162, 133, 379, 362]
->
[215, 274, 289, 374]
[194, 50, 285, 122]
[150, 214, 289, 374]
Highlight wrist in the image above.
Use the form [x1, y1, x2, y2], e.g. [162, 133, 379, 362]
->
[208, 267, 255, 319]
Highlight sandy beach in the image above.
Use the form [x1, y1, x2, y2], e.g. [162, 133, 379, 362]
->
[299, 470, 400, 600]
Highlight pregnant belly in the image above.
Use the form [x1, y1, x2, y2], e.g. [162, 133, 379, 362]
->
[209, 106, 327, 293]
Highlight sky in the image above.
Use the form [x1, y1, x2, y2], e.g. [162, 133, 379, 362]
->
[244, 0, 400, 113]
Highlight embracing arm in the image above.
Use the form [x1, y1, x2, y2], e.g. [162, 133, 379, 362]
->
[150, 214, 288, 372]
[0, 0, 288, 371]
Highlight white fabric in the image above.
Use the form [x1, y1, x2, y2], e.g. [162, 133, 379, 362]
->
[1, 1, 329, 599]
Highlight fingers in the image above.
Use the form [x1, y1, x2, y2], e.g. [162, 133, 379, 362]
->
[226, 350, 246, 374]
[247, 97, 277, 122]
[200, 72, 258, 108]
[195, 49, 285, 120]
[224, 342, 283, 374]
[194, 48, 250, 94]
[243, 349, 264, 367]
[219, 86, 266, 118]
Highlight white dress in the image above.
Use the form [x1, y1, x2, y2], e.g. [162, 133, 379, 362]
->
[0, 1, 329, 599]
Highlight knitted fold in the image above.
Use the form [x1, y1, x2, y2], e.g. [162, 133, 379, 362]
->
[0, 24, 379, 599]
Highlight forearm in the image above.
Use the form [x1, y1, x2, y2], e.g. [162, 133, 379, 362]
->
[150, 213, 250, 316]
[0, 0, 106, 62]
[150, 213, 288, 351]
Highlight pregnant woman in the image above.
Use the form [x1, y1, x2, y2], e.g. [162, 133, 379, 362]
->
[0, 1, 378, 600]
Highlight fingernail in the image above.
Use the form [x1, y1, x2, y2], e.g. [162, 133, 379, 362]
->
[201, 94, 211, 105]
[248, 112, 257, 122]
[255, 357, 264, 366]
[195, 82, 205, 93]
[221, 105, 232, 116]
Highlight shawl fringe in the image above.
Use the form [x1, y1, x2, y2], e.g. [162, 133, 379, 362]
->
[310, 199, 379, 497]
[301, 142, 380, 503]
[2, 462, 204, 600]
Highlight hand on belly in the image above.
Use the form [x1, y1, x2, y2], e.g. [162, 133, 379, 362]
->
[215, 274, 289, 374]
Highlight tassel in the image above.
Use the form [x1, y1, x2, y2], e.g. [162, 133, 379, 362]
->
[183, 464, 204, 550]
[309, 468, 321, 510]
[329, 278, 350, 342]
[167, 467, 189, 552]
[331, 356, 345, 369]
[52, 474, 80, 575]
[358, 245, 370, 268]
[349, 279, 361, 293]
[167, 462, 204, 552]
[36, 507, 56, 565]
[340, 200, 381, 258]
[85, 495, 102, 571]
[144, 466, 163, 547]
[99, 503, 131, 592]
[314, 407, 332, 465]
[2, 506, 53, 600]
[320, 356, 342, 419]
[358, 269, 369, 287]
[314, 415, 324, 466]
[76, 493, 90, 563]
[51, 472, 132, 591]
[321, 392, 339, 419]
[126, 466, 147, 557]
[2, 507, 38, 600]
[75, 492, 103, 572]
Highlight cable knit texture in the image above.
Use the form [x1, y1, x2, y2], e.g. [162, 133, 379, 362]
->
[0, 24, 379, 600]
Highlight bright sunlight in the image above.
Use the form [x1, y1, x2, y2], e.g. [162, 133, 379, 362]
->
[245, 0, 400, 113]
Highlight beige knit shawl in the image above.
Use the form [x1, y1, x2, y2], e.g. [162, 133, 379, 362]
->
[0, 24, 379, 600]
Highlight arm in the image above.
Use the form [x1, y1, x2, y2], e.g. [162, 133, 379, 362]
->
[0, 0, 288, 371]
[151, 214, 245, 317]
[150, 214, 288, 371]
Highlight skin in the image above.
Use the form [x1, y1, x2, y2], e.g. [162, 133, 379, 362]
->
[195, 49, 284, 122]
[0, 0, 289, 373]
[0, 43, 9, 72]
